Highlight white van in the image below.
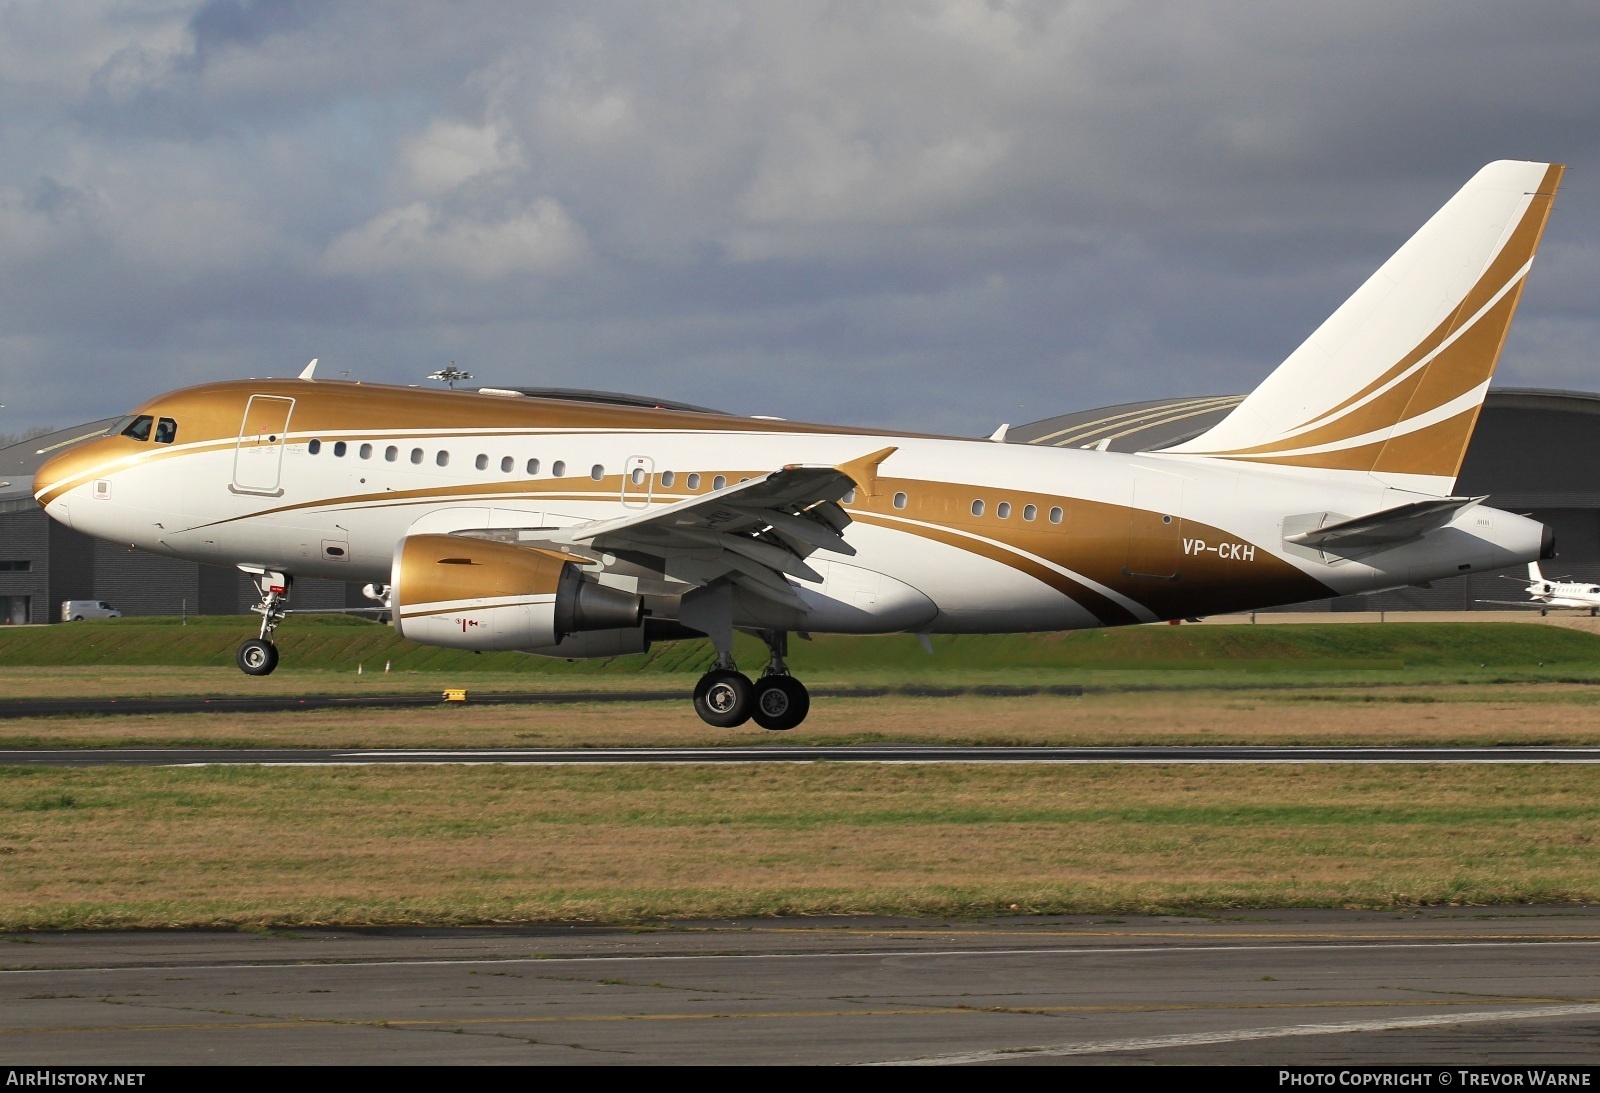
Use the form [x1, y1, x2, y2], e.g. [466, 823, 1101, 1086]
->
[61, 600, 121, 621]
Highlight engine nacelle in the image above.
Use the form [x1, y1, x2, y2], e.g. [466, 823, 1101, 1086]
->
[391, 534, 642, 651]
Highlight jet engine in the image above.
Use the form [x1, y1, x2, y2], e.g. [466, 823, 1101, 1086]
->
[391, 534, 642, 651]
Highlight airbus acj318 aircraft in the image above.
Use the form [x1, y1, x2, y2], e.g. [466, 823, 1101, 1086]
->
[33, 160, 1566, 730]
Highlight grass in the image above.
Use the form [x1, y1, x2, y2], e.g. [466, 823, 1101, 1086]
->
[7, 686, 1600, 749]
[6, 618, 1600, 682]
[0, 764, 1595, 929]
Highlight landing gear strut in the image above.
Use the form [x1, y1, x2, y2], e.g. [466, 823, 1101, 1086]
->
[237, 571, 290, 677]
[690, 630, 811, 731]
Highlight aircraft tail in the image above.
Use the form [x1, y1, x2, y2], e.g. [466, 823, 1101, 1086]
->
[1528, 561, 1546, 586]
[1159, 161, 1564, 495]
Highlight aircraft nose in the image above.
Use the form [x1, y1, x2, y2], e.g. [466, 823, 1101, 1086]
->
[33, 440, 108, 527]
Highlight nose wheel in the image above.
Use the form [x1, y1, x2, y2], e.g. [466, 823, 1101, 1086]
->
[237, 569, 291, 676]
[237, 637, 279, 676]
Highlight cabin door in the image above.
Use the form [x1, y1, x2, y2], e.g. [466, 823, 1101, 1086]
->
[621, 455, 654, 509]
[1126, 468, 1185, 581]
[232, 395, 295, 495]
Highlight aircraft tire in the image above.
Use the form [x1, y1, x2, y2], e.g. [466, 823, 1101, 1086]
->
[237, 638, 279, 676]
[752, 675, 810, 731]
[693, 669, 753, 728]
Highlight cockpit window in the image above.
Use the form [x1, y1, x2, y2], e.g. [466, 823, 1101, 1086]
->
[120, 415, 153, 442]
[153, 418, 178, 444]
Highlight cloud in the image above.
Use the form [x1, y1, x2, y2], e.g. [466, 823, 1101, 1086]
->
[400, 119, 523, 195]
[322, 197, 588, 280]
[1, 2, 1599, 438]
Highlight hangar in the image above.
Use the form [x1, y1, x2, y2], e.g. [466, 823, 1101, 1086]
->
[1009, 387, 1600, 611]
[2, 386, 1597, 622]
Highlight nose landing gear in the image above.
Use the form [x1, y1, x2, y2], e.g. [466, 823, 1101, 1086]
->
[690, 630, 810, 731]
[236, 569, 290, 677]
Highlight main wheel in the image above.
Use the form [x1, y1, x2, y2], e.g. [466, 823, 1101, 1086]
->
[237, 638, 279, 676]
[752, 675, 810, 731]
[693, 669, 753, 728]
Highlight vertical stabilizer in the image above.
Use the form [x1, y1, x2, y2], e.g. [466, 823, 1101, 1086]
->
[1160, 161, 1564, 494]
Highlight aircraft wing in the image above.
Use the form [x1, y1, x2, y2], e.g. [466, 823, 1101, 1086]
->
[1286, 496, 1488, 552]
[553, 446, 897, 608]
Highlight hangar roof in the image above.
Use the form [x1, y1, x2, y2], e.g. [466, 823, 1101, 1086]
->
[0, 420, 117, 508]
[1008, 388, 1600, 453]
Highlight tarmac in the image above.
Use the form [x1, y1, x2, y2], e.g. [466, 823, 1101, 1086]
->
[5, 745, 1600, 766]
[2, 908, 1598, 1065]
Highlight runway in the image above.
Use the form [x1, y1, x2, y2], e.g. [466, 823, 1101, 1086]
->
[0, 683, 1082, 719]
[5, 744, 1600, 765]
[3, 908, 1598, 1064]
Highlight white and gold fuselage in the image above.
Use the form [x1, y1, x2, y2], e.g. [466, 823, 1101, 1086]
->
[32, 378, 1543, 639]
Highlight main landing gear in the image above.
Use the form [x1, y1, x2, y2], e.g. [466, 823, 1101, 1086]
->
[692, 630, 810, 731]
[236, 571, 290, 677]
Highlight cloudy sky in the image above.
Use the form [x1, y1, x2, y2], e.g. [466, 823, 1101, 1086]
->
[1, 1, 1597, 437]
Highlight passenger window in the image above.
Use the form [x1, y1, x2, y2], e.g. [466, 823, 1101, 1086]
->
[842, 488, 856, 504]
[1049, 506, 1064, 524]
[1023, 504, 1037, 521]
[359, 443, 373, 459]
[591, 464, 605, 481]
[661, 470, 676, 487]
[385, 446, 398, 462]
[121, 416, 153, 442]
[997, 502, 1011, 519]
[631, 467, 646, 485]
[501, 456, 513, 473]
[713, 475, 727, 490]
[308, 439, 322, 455]
[686, 473, 700, 490]
[333, 441, 347, 457]
[527, 458, 540, 475]
[410, 448, 423, 464]
[475, 454, 488, 471]
[971, 499, 985, 517]
[552, 460, 566, 477]
[893, 492, 907, 509]
[153, 418, 178, 444]
[436, 451, 450, 467]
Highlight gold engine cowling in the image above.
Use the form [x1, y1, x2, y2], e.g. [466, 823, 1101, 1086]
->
[391, 534, 642, 651]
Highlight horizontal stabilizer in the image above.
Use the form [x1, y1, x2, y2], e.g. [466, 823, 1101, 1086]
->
[1285, 496, 1486, 550]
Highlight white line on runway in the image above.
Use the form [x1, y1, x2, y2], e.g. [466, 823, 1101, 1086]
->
[5, 938, 1600, 976]
[214, 759, 1600, 766]
[866, 1002, 1600, 1065]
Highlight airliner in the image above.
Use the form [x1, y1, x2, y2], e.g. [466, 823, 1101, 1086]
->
[33, 160, 1565, 730]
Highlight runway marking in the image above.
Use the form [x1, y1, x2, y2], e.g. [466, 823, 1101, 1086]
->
[15, 745, 1600, 767]
[6, 938, 1600, 976]
[867, 1001, 1600, 1065]
[3, 997, 1594, 1038]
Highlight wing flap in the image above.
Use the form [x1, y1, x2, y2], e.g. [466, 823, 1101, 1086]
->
[545, 447, 897, 605]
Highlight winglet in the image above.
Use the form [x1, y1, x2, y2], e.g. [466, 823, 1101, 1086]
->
[988, 423, 1009, 443]
[298, 358, 318, 381]
[835, 446, 897, 499]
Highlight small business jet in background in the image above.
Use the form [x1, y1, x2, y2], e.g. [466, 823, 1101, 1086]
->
[1481, 562, 1600, 616]
[34, 161, 1565, 730]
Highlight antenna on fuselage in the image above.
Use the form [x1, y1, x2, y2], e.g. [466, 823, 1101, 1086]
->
[428, 362, 473, 389]
[298, 359, 319, 381]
